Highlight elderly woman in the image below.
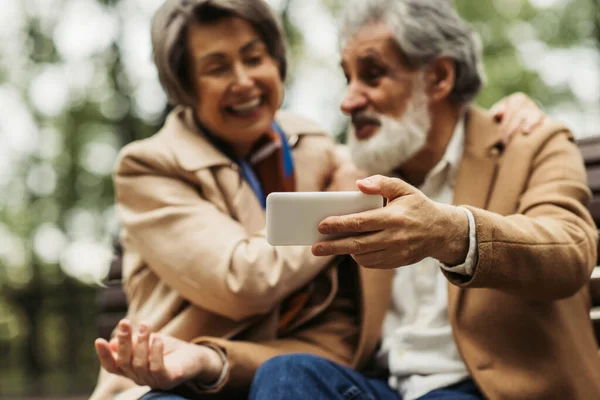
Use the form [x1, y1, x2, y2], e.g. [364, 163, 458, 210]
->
[90, 0, 546, 399]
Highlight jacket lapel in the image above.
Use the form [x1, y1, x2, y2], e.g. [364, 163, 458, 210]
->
[167, 107, 233, 171]
[449, 106, 502, 319]
[166, 107, 330, 233]
[452, 106, 503, 208]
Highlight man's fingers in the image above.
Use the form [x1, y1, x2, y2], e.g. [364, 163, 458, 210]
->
[95, 339, 120, 374]
[357, 175, 415, 201]
[318, 207, 388, 235]
[355, 176, 385, 195]
[312, 233, 389, 257]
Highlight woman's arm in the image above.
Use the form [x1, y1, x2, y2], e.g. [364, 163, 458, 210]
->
[116, 143, 336, 322]
[96, 302, 358, 397]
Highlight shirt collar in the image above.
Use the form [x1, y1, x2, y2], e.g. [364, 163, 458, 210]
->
[421, 112, 466, 187]
[444, 112, 466, 179]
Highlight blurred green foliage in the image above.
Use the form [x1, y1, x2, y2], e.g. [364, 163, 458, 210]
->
[455, 0, 597, 109]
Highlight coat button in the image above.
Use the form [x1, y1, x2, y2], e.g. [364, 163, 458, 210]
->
[230, 163, 239, 172]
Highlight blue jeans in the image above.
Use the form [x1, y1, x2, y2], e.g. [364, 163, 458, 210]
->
[249, 354, 483, 400]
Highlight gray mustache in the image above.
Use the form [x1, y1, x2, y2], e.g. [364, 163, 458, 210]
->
[351, 111, 381, 127]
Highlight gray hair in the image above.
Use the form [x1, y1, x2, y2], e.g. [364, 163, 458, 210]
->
[151, 0, 287, 106]
[339, 0, 486, 104]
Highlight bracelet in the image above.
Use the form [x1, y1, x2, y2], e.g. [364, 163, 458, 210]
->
[189, 345, 229, 390]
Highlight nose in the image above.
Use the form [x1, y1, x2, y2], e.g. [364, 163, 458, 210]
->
[340, 83, 368, 116]
[231, 63, 254, 92]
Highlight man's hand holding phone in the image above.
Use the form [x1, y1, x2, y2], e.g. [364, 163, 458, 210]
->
[311, 176, 470, 269]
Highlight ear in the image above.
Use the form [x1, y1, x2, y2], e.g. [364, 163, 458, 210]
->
[424, 57, 456, 103]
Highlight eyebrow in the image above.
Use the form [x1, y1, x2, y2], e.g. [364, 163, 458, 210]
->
[196, 39, 264, 64]
[240, 39, 264, 54]
[357, 50, 386, 65]
[340, 48, 387, 69]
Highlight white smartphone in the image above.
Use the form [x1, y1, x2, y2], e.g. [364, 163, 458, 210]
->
[266, 191, 384, 246]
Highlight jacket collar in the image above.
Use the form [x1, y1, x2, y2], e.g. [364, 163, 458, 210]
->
[163, 106, 326, 171]
[448, 105, 503, 318]
[464, 105, 503, 156]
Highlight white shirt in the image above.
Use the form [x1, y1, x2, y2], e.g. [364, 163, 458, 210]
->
[375, 116, 478, 400]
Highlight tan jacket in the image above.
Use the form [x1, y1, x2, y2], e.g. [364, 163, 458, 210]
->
[445, 107, 600, 399]
[91, 107, 393, 400]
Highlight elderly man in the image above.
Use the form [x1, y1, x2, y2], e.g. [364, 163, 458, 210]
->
[249, 0, 600, 399]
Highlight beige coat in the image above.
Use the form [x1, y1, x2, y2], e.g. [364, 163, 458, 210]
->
[445, 107, 600, 399]
[91, 107, 393, 400]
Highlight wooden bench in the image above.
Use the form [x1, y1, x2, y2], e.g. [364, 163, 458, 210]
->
[97, 136, 600, 341]
[580, 135, 600, 343]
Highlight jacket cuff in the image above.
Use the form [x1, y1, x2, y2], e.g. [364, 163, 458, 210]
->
[436, 206, 478, 276]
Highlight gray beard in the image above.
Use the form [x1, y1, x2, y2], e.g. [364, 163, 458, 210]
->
[347, 80, 431, 176]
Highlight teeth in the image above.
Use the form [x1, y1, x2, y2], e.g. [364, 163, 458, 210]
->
[231, 98, 261, 113]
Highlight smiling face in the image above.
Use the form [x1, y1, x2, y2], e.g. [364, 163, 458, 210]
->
[186, 16, 283, 149]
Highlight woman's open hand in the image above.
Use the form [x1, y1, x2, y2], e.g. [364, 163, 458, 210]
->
[94, 320, 223, 390]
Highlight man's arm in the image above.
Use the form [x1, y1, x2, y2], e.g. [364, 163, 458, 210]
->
[446, 129, 597, 300]
[311, 128, 596, 301]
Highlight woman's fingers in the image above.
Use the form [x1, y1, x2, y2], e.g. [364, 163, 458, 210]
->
[149, 336, 171, 389]
[503, 115, 526, 144]
[95, 338, 120, 374]
[109, 337, 119, 353]
[132, 323, 155, 386]
[115, 320, 138, 381]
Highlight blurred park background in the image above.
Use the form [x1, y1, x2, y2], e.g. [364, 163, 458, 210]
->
[0, 0, 598, 397]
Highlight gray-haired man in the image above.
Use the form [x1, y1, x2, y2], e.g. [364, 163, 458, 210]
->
[249, 0, 600, 399]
